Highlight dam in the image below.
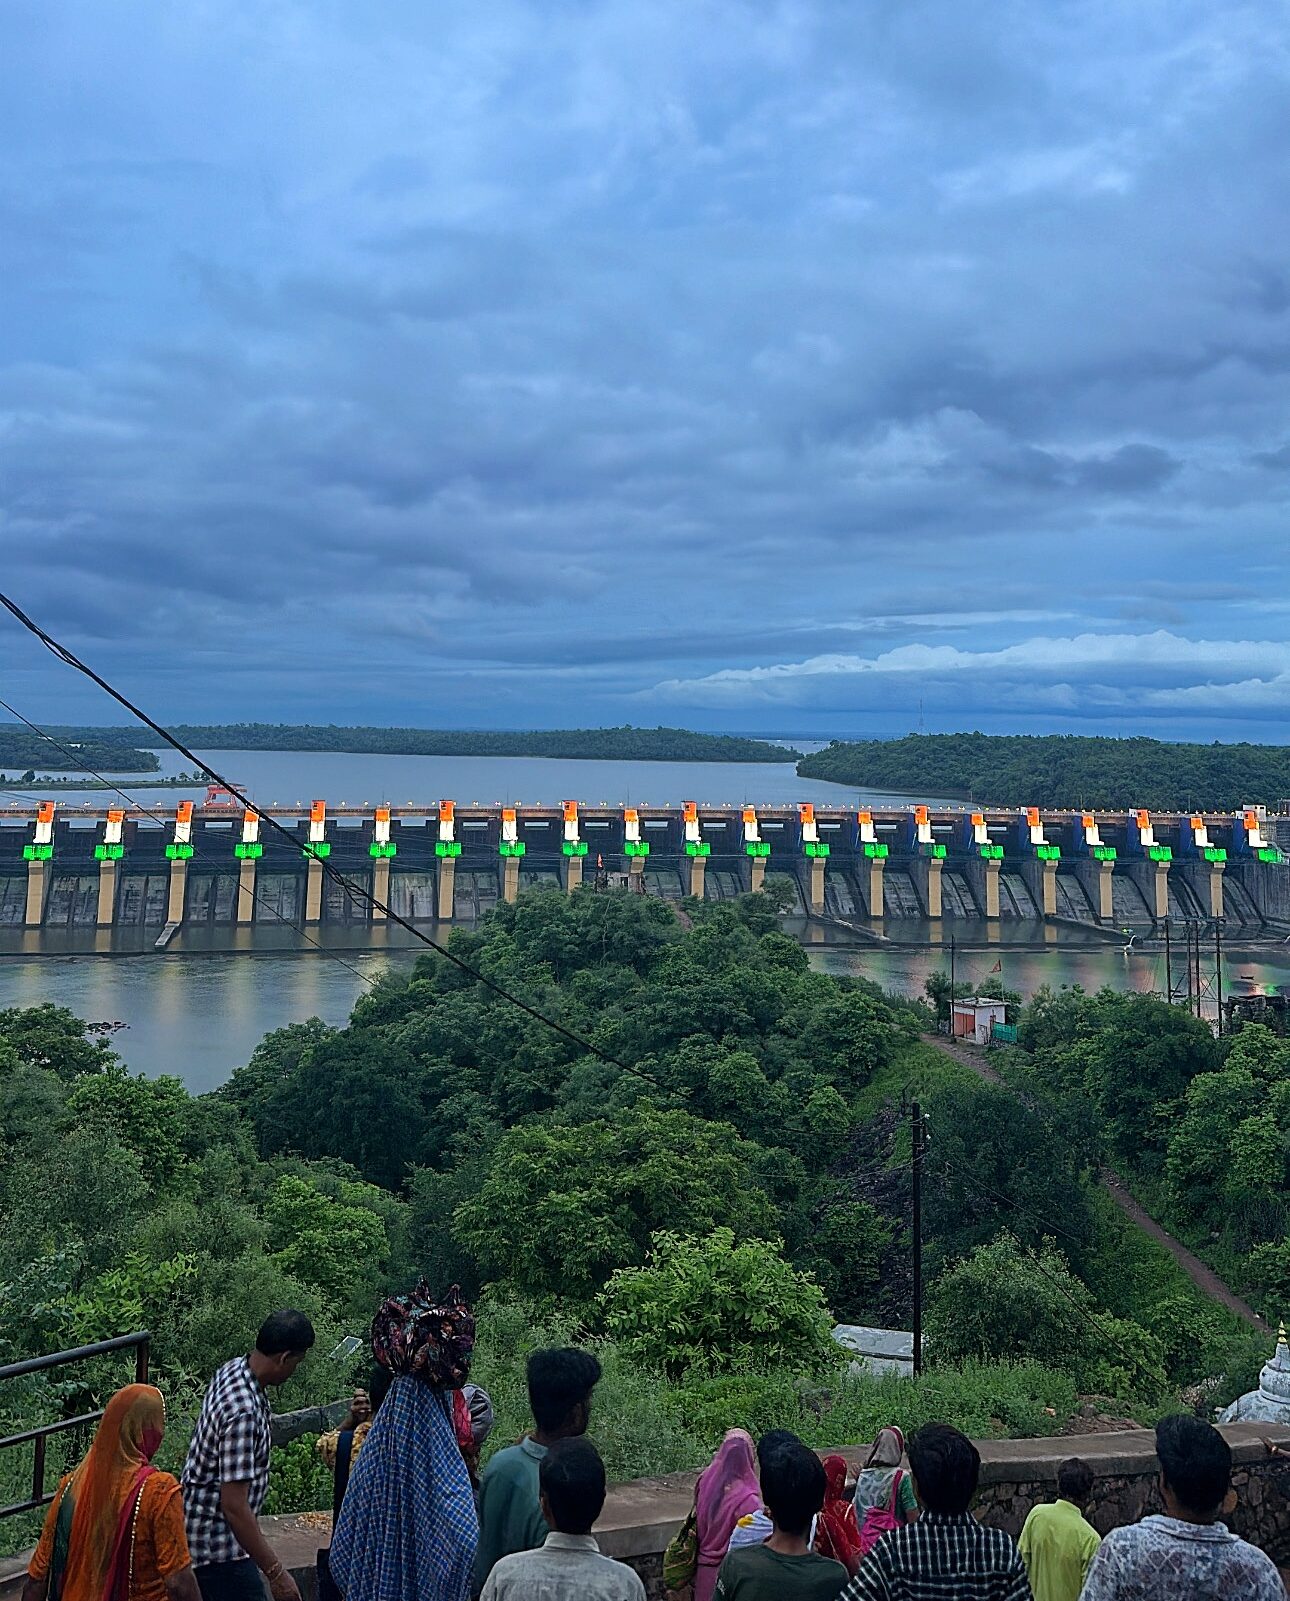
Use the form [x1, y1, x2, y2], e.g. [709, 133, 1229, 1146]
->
[2, 796, 1286, 941]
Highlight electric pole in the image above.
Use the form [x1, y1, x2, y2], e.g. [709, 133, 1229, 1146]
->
[1215, 918, 1224, 1037]
[1164, 916, 1172, 1003]
[912, 1100, 925, 1377]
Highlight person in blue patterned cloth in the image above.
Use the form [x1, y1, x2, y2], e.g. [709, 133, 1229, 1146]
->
[1077, 1414, 1282, 1600]
[842, 1423, 1032, 1601]
[329, 1282, 479, 1601]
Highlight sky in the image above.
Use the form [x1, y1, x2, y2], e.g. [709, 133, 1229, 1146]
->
[2, 1, 1290, 740]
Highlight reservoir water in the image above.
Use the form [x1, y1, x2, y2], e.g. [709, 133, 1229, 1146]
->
[3, 747, 1287, 1090]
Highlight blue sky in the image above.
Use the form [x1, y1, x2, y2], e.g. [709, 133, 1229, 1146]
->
[2, 1, 1289, 738]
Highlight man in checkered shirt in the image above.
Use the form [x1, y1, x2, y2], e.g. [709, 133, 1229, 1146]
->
[843, 1424, 1033, 1600]
[182, 1311, 315, 1601]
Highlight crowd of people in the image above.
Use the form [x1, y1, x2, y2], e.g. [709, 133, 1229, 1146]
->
[19, 1289, 1286, 1601]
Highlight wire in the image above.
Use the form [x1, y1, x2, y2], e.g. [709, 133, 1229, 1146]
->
[0, 695, 377, 987]
[937, 1154, 1089, 1247]
[0, 591, 657, 1087]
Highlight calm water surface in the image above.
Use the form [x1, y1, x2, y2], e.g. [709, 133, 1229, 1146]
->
[3, 933, 1286, 1092]
[16, 745, 893, 809]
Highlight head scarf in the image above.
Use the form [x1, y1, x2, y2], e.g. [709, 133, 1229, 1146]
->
[370, 1281, 474, 1389]
[329, 1375, 478, 1601]
[866, 1426, 905, 1469]
[694, 1430, 762, 1601]
[814, 1455, 863, 1576]
[854, 1426, 907, 1517]
[58, 1385, 166, 1601]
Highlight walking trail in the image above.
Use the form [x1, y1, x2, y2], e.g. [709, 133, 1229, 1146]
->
[924, 1033, 1270, 1335]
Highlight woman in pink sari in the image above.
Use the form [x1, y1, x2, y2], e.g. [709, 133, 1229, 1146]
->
[694, 1429, 762, 1601]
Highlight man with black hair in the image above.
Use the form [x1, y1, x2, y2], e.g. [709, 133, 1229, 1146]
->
[843, 1423, 1031, 1600]
[1017, 1458, 1099, 1601]
[716, 1435, 847, 1599]
[473, 1347, 602, 1595]
[480, 1439, 644, 1601]
[183, 1310, 315, 1601]
[1080, 1414, 1281, 1599]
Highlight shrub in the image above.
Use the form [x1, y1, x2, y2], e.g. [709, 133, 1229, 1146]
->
[601, 1229, 836, 1379]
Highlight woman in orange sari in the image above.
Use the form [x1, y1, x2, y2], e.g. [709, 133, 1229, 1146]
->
[23, 1384, 199, 1601]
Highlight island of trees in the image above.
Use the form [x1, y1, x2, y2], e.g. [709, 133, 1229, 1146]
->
[1, 886, 1280, 1546]
[0, 729, 159, 776]
[33, 723, 802, 763]
[798, 731, 1290, 810]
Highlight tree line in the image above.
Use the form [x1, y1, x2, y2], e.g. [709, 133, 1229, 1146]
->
[0, 729, 159, 775]
[797, 731, 1290, 809]
[35, 723, 802, 763]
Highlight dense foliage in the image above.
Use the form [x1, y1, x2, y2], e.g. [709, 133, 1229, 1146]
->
[0, 729, 159, 775]
[991, 983, 1288, 1357]
[42, 723, 802, 763]
[797, 730, 1290, 809]
[0, 897, 1273, 1553]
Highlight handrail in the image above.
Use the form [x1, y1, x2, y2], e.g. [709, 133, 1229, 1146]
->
[0, 1332, 151, 1383]
[0, 1331, 150, 1518]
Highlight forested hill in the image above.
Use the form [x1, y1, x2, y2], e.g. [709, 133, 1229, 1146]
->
[38, 724, 802, 763]
[797, 732, 1290, 810]
[0, 729, 159, 774]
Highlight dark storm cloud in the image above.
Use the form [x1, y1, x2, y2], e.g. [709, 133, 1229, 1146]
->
[1, 0, 1289, 734]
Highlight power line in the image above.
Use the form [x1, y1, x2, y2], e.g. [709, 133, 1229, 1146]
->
[931, 1157, 1163, 1386]
[0, 590, 658, 1088]
[0, 694, 377, 987]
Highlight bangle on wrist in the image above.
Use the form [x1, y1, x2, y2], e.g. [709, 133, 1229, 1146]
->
[264, 1562, 284, 1582]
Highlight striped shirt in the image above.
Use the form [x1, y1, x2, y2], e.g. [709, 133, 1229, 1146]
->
[842, 1510, 1033, 1601]
[181, 1356, 273, 1566]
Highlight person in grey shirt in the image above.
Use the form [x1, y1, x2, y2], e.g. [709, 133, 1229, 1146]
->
[481, 1438, 644, 1601]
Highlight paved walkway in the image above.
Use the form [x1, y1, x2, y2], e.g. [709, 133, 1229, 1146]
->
[923, 1034, 1270, 1334]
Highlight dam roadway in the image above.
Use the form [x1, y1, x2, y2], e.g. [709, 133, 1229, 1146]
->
[1, 796, 1286, 939]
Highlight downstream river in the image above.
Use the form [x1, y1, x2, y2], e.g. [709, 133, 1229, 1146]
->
[3, 747, 1288, 1090]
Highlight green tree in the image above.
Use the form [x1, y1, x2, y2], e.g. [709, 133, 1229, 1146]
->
[601, 1229, 836, 1378]
[454, 1104, 776, 1299]
[65, 1070, 192, 1188]
[926, 1235, 1165, 1397]
[264, 1175, 389, 1305]
[923, 1080, 1096, 1269]
[0, 1003, 118, 1080]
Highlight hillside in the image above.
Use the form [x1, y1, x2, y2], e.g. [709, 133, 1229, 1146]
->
[797, 731, 1290, 809]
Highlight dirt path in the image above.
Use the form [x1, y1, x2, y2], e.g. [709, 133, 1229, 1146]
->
[923, 1034, 1270, 1335]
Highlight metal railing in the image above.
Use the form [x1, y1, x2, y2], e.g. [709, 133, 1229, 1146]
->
[0, 1331, 150, 1518]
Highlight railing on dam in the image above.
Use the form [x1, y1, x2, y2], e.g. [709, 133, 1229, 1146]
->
[0, 799, 1284, 932]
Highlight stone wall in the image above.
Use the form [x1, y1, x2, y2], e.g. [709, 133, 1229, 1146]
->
[970, 1426, 1290, 1567]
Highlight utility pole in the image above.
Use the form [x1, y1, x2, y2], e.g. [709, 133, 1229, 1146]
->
[949, 935, 956, 1036]
[1190, 928, 1203, 1011]
[1215, 918, 1224, 1037]
[912, 1100, 925, 1377]
[1196, 922, 1205, 1021]
[1164, 915, 1172, 1003]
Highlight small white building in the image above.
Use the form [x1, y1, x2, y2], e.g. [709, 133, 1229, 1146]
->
[951, 997, 1007, 1046]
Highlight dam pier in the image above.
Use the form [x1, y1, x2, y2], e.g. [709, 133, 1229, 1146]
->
[2, 797, 1287, 944]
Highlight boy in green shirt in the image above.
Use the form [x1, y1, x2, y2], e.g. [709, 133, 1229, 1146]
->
[472, 1348, 602, 1596]
[1018, 1457, 1101, 1601]
[715, 1435, 847, 1601]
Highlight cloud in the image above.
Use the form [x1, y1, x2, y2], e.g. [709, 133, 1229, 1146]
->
[0, 0, 1288, 735]
[650, 631, 1290, 716]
